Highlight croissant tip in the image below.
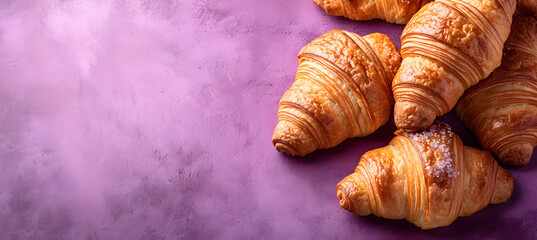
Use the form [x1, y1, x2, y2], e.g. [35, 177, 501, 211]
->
[273, 139, 299, 156]
[498, 144, 533, 167]
[337, 189, 352, 211]
[394, 102, 436, 132]
[395, 118, 435, 133]
[491, 167, 515, 204]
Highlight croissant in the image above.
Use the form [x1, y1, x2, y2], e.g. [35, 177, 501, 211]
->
[336, 121, 514, 229]
[392, 0, 517, 132]
[313, 0, 433, 24]
[455, 15, 537, 167]
[272, 30, 401, 157]
[518, 0, 537, 16]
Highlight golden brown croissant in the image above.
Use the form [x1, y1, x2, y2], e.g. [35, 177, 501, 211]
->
[455, 15, 537, 167]
[518, 0, 537, 16]
[313, 0, 433, 24]
[336, 121, 514, 229]
[272, 30, 401, 157]
[392, 0, 517, 132]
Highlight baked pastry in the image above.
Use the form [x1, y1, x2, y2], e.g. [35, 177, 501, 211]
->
[455, 15, 537, 167]
[272, 30, 401, 157]
[392, 0, 517, 132]
[313, 0, 433, 24]
[518, 0, 537, 16]
[336, 121, 514, 229]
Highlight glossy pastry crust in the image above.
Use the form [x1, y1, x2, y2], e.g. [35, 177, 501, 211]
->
[336, 122, 514, 229]
[392, 0, 517, 132]
[272, 30, 401, 157]
[455, 15, 537, 167]
[313, 0, 432, 24]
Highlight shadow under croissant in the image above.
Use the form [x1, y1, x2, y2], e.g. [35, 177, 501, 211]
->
[436, 112, 480, 148]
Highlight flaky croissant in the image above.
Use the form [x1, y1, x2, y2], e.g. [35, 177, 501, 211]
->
[455, 15, 537, 167]
[272, 30, 401, 157]
[313, 0, 433, 24]
[337, 121, 514, 229]
[392, 0, 517, 132]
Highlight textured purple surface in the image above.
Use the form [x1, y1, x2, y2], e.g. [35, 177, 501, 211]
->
[1, 0, 536, 239]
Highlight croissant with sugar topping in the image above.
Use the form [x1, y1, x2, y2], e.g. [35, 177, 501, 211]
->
[337, 121, 514, 229]
[392, 0, 517, 132]
[272, 30, 401, 157]
[455, 15, 537, 167]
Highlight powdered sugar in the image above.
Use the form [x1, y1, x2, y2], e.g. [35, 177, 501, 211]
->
[405, 122, 458, 178]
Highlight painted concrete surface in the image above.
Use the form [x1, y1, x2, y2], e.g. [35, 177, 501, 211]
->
[0, 0, 535, 239]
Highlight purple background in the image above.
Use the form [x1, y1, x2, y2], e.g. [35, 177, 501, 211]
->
[1, 0, 536, 239]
